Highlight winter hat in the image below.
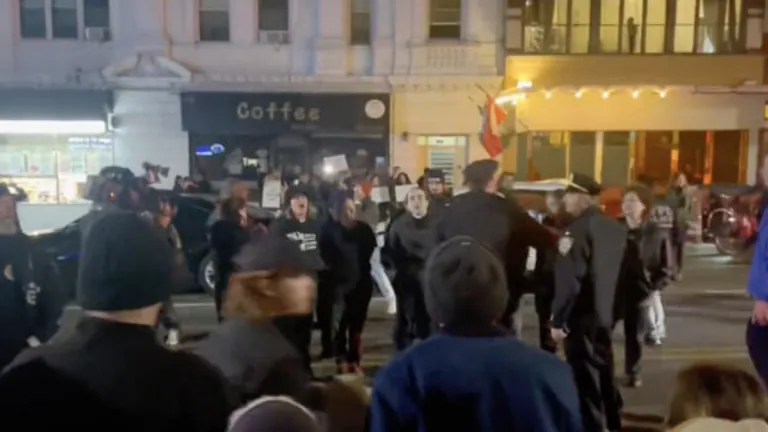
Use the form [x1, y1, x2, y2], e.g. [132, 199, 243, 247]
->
[77, 212, 174, 311]
[425, 169, 446, 182]
[228, 396, 319, 432]
[423, 236, 509, 327]
[285, 184, 312, 204]
[670, 418, 768, 432]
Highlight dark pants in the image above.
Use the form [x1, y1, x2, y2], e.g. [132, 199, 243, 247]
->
[333, 281, 374, 364]
[214, 278, 228, 323]
[564, 316, 623, 432]
[0, 338, 27, 371]
[316, 272, 336, 356]
[672, 227, 686, 275]
[393, 277, 431, 351]
[620, 303, 644, 377]
[534, 287, 556, 353]
[747, 320, 768, 387]
[273, 314, 314, 372]
[158, 299, 180, 331]
[499, 291, 524, 337]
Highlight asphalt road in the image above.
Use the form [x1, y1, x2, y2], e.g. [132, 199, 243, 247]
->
[58, 244, 755, 419]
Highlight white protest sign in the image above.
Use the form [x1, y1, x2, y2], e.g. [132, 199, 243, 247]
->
[453, 187, 469, 196]
[395, 185, 415, 202]
[370, 186, 390, 203]
[261, 179, 282, 209]
[323, 155, 349, 174]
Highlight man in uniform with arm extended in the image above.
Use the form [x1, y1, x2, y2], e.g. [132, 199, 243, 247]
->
[551, 172, 627, 432]
[436, 159, 556, 336]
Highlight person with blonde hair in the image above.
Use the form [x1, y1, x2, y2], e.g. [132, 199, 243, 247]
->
[195, 236, 318, 404]
[666, 363, 768, 431]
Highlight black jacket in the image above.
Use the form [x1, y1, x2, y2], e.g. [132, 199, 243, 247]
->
[0, 317, 234, 431]
[194, 318, 312, 405]
[437, 190, 555, 293]
[210, 220, 250, 293]
[271, 216, 325, 271]
[616, 219, 673, 311]
[320, 219, 377, 291]
[386, 213, 437, 282]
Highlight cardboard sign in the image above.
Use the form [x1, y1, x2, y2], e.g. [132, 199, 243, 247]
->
[395, 185, 415, 202]
[370, 186, 390, 203]
[323, 155, 349, 174]
[261, 179, 282, 209]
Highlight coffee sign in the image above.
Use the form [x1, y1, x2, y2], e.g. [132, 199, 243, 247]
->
[181, 92, 390, 136]
[236, 101, 321, 122]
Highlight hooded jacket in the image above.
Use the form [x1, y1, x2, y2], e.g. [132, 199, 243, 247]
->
[319, 219, 376, 291]
[386, 212, 437, 281]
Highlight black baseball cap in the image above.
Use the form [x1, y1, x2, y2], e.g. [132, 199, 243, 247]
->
[233, 235, 321, 273]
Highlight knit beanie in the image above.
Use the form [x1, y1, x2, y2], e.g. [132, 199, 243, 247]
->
[423, 236, 508, 327]
[77, 211, 174, 311]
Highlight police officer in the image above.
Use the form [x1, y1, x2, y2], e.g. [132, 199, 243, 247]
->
[0, 183, 64, 368]
[82, 166, 184, 346]
[436, 159, 555, 336]
[550, 172, 627, 432]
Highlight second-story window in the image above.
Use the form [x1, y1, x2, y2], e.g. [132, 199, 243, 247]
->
[20, 0, 111, 41]
[199, 0, 230, 42]
[258, 0, 290, 43]
[350, 0, 371, 45]
[429, 0, 462, 40]
[522, 0, 745, 54]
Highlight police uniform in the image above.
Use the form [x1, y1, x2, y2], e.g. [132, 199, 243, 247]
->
[551, 173, 627, 432]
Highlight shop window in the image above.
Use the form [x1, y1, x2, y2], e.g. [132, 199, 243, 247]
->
[0, 134, 113, 204]
[598, 0, 621, 52]
[417, 136, 467, 186]
[602, 132, 631, 187]
[711, 131, 742, 184]
[529, 132, 567, 180]
[190, 135, 270, 182]
[429, 0, 462, 40]
[644, 0, 666, 53]
[350, 0, 371, 45]
[199, 0, 230, 42]
[569, 0, 590, 53]
[259, 0, 290, 37]
[569, 132, 596, 177]
[678, 131, 706, 184]
[83, 0, 110, 29]
[640, 131, 672, 183]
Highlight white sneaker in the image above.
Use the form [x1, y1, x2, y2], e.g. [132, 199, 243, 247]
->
[166, 329, 180, 347]
[386, 299, 397, 315]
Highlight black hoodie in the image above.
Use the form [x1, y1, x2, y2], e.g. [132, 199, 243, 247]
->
[320, 219, 376, 291]
[386, 212, 437, 280]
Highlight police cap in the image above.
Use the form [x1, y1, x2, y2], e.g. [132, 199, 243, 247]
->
[565, 172, 602, 196]
[463, 159, 499, 188]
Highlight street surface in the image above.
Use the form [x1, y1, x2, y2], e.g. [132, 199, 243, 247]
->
[58, 244, 754, 419]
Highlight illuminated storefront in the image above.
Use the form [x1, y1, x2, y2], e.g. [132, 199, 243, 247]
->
[181, 92, 390, 181]
[0, 89, 114, 204]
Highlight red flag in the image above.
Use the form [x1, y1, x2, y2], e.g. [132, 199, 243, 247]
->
[481, 96, 508, 158]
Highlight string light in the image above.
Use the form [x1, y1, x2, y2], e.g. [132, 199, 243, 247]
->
[632, 89, 640, 98]
[575, 90, 583, 99]
[601, 90, 610, 99]
[544, 91, 552, 99]
[659, 89, 668, 98]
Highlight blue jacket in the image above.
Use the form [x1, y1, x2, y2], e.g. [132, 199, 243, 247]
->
[748, 212, 768, 301]
[369, 332, 582, 432]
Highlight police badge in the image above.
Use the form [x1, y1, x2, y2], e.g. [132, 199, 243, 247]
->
[3, 264, 12, 281]
[558, 234, 573, 256]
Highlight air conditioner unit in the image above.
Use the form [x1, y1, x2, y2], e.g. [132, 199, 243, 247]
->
[259, 30, 290, 45]
[85, 27, 110, 42]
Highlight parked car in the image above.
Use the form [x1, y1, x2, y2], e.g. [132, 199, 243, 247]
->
[30, 191, 274, 299]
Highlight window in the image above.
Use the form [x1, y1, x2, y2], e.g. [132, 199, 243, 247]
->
[350, 0, 371, 45]
[259, 0, 289, 32]
[0, 135, 114, 204]
[520, 0, 744, 54]
[199, 0, 230, 41]
[598, 0, 621, 52]
[52, 0, 77, 39]
[83, 0, 110, 28]
[20, 0, 46, 39]
[569, 0, 590, 53]
[19, 0, 111, 40]
[429, 0, 462, 40]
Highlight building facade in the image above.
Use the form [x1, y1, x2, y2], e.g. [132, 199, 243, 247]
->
[501, 0, 768, 187]
[0, 0, 506, 230]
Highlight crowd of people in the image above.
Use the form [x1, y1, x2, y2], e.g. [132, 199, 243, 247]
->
[0, 159, 766, 432]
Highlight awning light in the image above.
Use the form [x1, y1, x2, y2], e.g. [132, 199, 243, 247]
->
[0, 120, 107, 135]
